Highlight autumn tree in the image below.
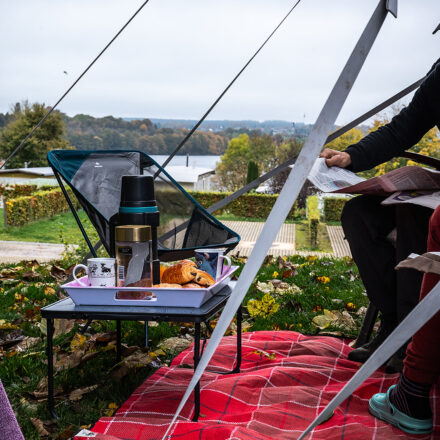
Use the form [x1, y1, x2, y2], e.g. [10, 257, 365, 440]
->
[357, 112, 440, 179]
[324, 127, 363, 152]
[0, 102, 71, 168]
[216, 134, 280, 191]
[216, 134, 251, 191]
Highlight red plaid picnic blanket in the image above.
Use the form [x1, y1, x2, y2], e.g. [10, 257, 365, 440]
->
[74, 331, 440, 440]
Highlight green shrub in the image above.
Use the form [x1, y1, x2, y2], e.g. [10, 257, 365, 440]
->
[5, 188, 80, 226]
[0, 183, 58, 199]
[307, 195, 320, 246]
[0, 184, 38, 198]
[323, 197, 348, 222]
[189, 191, 297, 220]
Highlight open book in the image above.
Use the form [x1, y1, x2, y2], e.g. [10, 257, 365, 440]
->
[308, 158, 440, 209]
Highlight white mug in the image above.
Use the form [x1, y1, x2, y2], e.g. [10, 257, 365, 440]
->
[73, 258, 116, 287]
[194, 248, 232, 281]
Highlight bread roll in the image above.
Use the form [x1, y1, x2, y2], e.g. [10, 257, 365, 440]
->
[162, 262, 197, 284]
[194, 269, 215, 287]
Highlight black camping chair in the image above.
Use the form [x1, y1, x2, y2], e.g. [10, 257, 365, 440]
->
[47, 150, 240, 261]
[355, 151, 440, 347]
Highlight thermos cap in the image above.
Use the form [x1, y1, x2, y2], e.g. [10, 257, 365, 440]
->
[115, 225, 152, 242]
[120, 175, 156, 207]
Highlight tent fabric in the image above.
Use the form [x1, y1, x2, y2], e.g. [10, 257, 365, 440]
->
[73, 331, 440, 440]
[0, 379, 24, 440]
[47, 150, 240, 259]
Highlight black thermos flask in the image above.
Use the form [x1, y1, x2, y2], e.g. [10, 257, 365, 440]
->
[110, 175, 160, 284]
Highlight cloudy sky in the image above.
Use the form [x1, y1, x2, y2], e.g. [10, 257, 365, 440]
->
[1, 0, 438, 125]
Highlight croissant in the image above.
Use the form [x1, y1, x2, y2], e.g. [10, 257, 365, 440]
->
[182, 282, 203, 289]
[153, 283, 182, 288]
[161, 262, 198, 284]
[194, 270, 215, 287]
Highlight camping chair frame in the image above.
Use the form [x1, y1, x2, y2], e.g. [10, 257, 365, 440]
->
[48, 150, 240, 262]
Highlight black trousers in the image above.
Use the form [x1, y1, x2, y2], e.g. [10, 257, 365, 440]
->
[341, 195, 432, 327]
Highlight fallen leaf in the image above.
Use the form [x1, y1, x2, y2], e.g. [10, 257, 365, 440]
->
[158, 337, 192, 353]
[112, 351, 158, 380]
[30, 418, 49, 437]
[54, 319, 75, 338]
[282, 269, 294, 278]
[69, 385, 98, 401]
[91, 332, 116, 343]
[49, 264, 74, 281]
[0, 329, 24, 347]
[22, 271, 41, 281]
[70, 333, 87, 351]
[44, 286, 56, 296]
[56, 425, 74, 440]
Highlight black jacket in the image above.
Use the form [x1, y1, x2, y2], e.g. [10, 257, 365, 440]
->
[345, 61, 440, 173]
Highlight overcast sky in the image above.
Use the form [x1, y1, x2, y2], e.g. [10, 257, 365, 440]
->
[1, 0, 438, 125]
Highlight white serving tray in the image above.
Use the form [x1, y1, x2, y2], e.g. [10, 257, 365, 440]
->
[61, 266, 239, 308]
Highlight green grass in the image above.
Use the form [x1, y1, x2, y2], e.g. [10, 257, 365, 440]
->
[0, 210, 99, 245]
[295, 221, 333, 252]
[0, 255, 367, 439]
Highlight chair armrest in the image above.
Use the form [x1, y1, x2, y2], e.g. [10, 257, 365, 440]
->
[399, 152, 440, 171]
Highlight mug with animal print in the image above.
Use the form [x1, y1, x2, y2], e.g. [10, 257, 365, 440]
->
[73, 258, 116, 287]
[194, 248, 232, 281]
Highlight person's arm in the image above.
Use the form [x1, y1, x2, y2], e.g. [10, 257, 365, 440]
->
[343, 64, 440, 172]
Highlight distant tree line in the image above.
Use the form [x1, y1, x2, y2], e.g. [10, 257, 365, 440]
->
[64, 114, 229, 155]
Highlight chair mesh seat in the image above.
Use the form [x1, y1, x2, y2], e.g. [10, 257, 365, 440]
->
[48, 150, 240, 260]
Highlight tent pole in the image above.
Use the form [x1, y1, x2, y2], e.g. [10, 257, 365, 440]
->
[54, 172, 97, 257]
[161, 1, 396, 438]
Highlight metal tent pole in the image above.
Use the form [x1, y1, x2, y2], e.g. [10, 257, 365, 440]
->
[161, 1, 397, 438]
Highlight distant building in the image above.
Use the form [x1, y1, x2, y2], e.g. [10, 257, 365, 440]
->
[0, 167, 57, 186]
[153, 166, 217, 191]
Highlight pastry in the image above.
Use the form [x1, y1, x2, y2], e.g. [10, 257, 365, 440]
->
[182, 282, 203, 289]
[153, 283, 182, 288]
[162, 262, 197, 284]
[194, 270, 215, 287]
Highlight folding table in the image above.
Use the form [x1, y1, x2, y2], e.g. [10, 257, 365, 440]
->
[41, 284, 242, 421]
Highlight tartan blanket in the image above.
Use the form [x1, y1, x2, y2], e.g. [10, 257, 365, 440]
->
[74, 331, 440, 440]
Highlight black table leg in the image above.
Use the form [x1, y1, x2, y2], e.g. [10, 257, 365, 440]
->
[116, 320, 122, 363]
[192, 322, 201, 422]
[230, 305, 242, 374]
[46, 318, 58, 419]
[145, 321, 149, 349]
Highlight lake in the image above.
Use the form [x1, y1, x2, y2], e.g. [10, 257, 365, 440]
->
[150, 155, 221, 170]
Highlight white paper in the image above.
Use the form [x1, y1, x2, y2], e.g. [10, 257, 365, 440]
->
[308, 159, 440, 196]
[308, 158, 365, 192]
[381, 190, 440, 210]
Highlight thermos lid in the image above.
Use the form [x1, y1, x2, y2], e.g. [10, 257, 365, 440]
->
[120, 175, 156, 208]
[115, 225, 152, 242]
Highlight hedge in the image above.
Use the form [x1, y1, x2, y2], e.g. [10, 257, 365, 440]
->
[306, 195, 320, 246]
[323, 197, 348, 222]
[0, 183, 57, 199]
[5, 188, 79, 226]
[2, 186, 298, 226]
[189, 191, 297, 220]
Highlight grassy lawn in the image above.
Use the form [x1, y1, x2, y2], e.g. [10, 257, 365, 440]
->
[0, 211, 337, 254]
[295, 221, 333, 253]
[0, 210, 99, 245]
[0, 255, 367, 439]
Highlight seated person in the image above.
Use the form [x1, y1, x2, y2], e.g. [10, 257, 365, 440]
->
[368, 204, 440, 435]
[320, 58, 440, 372]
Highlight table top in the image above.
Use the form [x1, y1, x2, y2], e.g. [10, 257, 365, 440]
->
[41, 283, 234, 322]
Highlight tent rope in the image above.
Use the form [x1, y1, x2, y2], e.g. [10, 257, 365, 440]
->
[155, 0, 303, 176]
[0, 0, 151, 170]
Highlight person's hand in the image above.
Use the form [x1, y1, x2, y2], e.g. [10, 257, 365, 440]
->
[320, 148, 352, 168]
